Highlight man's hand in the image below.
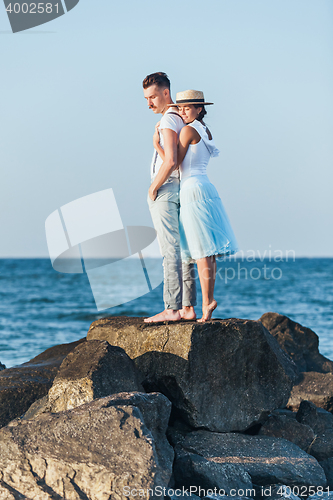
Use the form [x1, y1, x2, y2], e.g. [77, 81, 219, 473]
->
[148, 183, 157, 201]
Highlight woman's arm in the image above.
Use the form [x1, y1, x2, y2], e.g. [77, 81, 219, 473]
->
[153, 124, 201, 166]
[177, 126, 201, 166]
[149, 127, 178, 200]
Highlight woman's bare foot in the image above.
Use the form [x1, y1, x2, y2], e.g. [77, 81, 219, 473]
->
[179, 306, 197, 321]
[144, 309, 181, 323]
[197, 300, 217, 323]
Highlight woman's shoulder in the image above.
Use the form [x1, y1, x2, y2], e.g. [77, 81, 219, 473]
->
[186, 119, 211, 137]
[180, 124, 201, 144]
[180, 124, 197, 138]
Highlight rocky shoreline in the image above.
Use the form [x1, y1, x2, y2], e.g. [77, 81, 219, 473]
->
[1, 312, 333, 499]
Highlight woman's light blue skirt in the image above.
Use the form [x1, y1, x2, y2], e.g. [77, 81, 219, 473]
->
[179, 175, 239, 262]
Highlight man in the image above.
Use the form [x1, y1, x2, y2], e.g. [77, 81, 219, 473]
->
[142, 72, 196, 323]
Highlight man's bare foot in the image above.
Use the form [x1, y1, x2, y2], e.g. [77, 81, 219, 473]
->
[197, 300, 217, 323]
[144, 309, 181, 323]
[179, 306, 197, 321]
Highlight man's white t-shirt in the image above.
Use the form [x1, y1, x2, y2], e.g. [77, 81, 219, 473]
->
[150, 108, 184, 182]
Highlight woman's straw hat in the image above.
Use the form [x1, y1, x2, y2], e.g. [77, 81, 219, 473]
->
[167, 89, 214, 106]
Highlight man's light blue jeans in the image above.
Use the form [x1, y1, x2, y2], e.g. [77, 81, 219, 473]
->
[148, 177, 196, 310]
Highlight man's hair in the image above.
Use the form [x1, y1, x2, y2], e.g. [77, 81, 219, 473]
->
[142, 72, 170, 90]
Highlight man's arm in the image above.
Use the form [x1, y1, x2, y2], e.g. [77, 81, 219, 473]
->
[148, 127, 177, 201]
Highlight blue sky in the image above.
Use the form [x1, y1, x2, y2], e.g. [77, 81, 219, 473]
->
[0, 0, 332, 257]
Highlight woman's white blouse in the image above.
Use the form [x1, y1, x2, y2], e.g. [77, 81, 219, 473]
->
[180, 120, 220, 180]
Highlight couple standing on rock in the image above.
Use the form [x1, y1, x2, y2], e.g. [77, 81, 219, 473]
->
[143, 72, 238, 323]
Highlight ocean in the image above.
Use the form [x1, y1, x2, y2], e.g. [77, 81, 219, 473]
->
[0, 257, 332, 368]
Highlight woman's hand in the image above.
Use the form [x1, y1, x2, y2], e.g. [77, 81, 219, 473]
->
[148, 184, 157, 201]
[153, 122, 160, 150]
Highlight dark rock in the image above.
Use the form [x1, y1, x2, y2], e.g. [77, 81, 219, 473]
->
[0, 338, 85, 429]
[0, 362, 5, 371]
[270, 408, 297, 419]
[173, 448, 253, 492]
[178, 430, 327, 487]
[296, 400, 333, 431]
[167, 419, 194, 448]
[0, 393, 172, 498]
[259, 312, 333, 373]
[296, 400, 333, 461]
[288, 372, 333, 412]
[87, 317, 297, 432]
[48, 340, 143, 412]
[319, 457, 333, 489]
[258, 412, 315, 451]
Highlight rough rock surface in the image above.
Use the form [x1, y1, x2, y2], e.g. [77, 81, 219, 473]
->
[288, 372, 333, 412]
[296, 400, 333, 431]
[296, 400, 333, 461]
[259, 312, 333, 373]
[167, 419, 196, 449]
[99, 391, 174, 487]
[20, 391, 174, 488]
[48, 340, 143, 412]
[319, 457, 333, 489]
[87, 317, 297, 432]
[22, 394, 50, 420]
[0, 338, 85, 429]
[0, 394, 173, 499]
[173, 448, 253, 492]
[0, 363, 5, 371]
[178, 430, 327, 487]
[258, 412, 315, 451]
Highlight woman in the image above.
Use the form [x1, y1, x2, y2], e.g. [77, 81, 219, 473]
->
[154, 90, 239, 322]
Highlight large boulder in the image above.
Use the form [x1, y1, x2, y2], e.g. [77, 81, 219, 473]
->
[0, 393, 173, 499]
[0, 362, 5, 371]
[48, 340, 143, 412]
[22, 392, 174, 488]
[288, 372, 333, 412]
[0, 338, 85, 429]
[258, 410, 315, 451]
[178, 430, 327, 488]
[87, 317, 297, 432]
[259, 313, 333, 374]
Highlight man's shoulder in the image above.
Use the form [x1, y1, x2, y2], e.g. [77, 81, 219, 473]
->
[160, 111, 183, 131]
